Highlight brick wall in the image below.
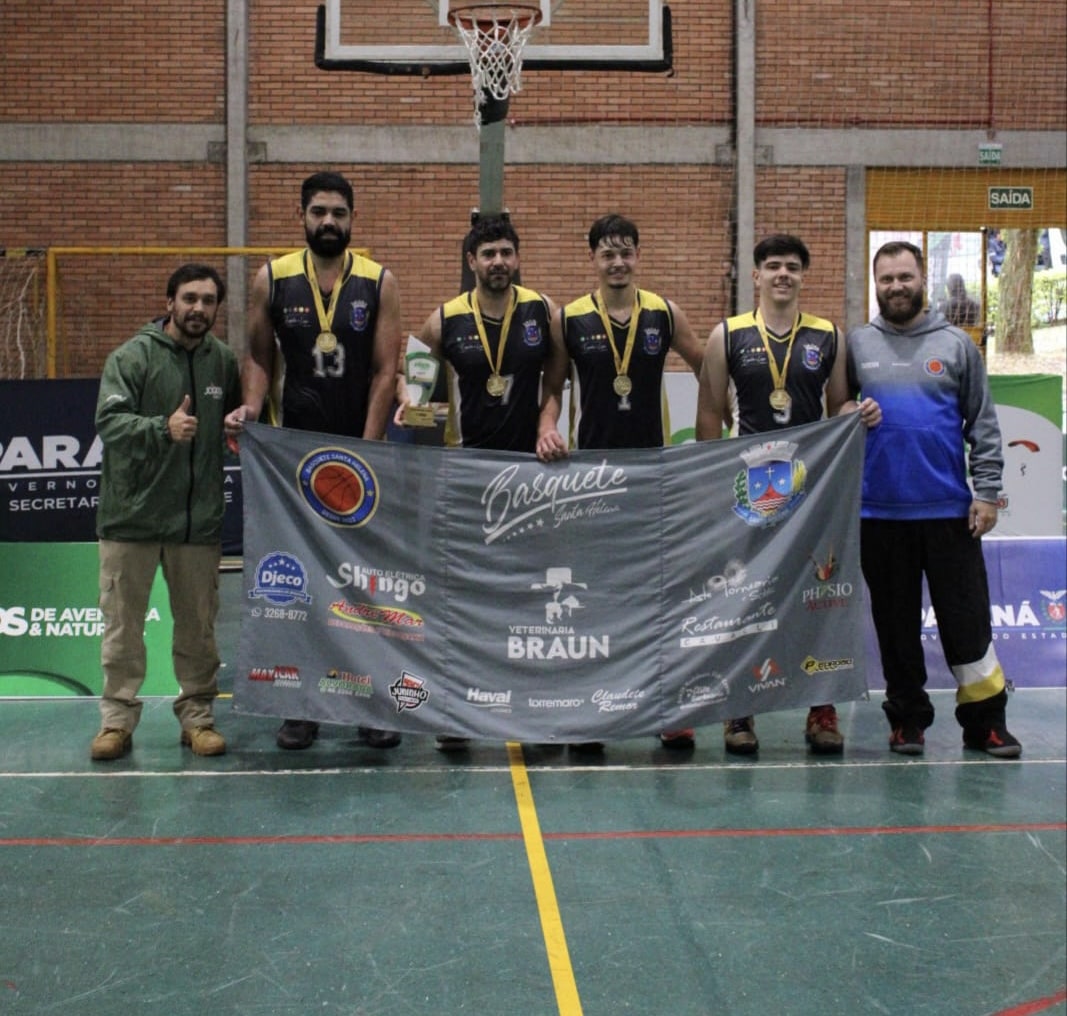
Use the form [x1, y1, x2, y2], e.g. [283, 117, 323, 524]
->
[0, 0, 1062, 376]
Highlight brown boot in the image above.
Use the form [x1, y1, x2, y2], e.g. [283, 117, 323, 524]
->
[90, 728, 133, 761]
[181, 726, 226, 756]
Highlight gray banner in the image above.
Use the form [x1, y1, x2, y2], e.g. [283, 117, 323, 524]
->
[233, 414, 869, 740]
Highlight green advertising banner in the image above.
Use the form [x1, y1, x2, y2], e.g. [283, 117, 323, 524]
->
[0, 543, 175, 697]
[987, 373, 1065, 537]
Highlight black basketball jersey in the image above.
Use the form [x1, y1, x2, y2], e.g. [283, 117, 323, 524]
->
[268, 249, 384, 437]
[562, 289, 674, 449]
[439, 285, 552, 451]
[724, 311, 838, 433]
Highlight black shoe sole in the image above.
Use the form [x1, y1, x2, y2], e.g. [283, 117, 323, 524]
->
[724, 742, 759, 756]
[276, 721, 319, 750]
[806, 739, 844, 755]
[359, 728, 402, 749]
[659, 736, 696, 751]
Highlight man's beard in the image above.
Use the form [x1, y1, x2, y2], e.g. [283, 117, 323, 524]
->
[877, 288, 925, 324]
[306, 225, 350, 258]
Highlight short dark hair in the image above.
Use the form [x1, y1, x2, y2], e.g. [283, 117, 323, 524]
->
[464, 215, 520, 258]
[873, 240, 925, 274]
[166, 263, 226, 303]
[588, 213, 639, 251]
[753, 234, 810, 269]
[301, 171, 354, 211]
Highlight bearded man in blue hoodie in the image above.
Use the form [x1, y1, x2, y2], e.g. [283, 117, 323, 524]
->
[847, 240, 1021, 758]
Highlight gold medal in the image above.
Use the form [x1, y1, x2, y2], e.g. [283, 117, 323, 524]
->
[613, 374, 633, 397]
[486, 373, 506, 397]
[769, 389, 791, 411]
[316, 331, 338, 354]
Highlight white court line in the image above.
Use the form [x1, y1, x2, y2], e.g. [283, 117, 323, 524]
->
[1, 757, 1064, 779]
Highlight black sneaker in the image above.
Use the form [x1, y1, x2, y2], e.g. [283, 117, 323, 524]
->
[889, 725, 925, 755]
[276, 719, 319, 750]
[963, 724, 1022, 758]
[358, 727, 402, 749]
[435, 736, 471, 753]
[568, 741, 605, 754]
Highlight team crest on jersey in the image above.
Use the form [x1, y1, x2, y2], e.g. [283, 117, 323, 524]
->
[802, 343, 823, 371]
[732, 439, 807, 527]
[923, 357, 946, 377]
[297, 447, 379, 528]
[522, 319, 542, 346]
[350, 300, 370, 332]
[642, 327, 663, 355]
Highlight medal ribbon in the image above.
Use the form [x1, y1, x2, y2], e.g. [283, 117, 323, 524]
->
[306, 251, 351, 336]
[593, 289, 641, 381]
[470, 286, 517, 380]
[755, 309, 801, 396]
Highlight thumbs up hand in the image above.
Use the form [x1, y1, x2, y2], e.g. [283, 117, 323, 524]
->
[168, 394, 198, 443]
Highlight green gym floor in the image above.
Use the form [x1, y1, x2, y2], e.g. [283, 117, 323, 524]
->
[0, 573, 1064, 1016]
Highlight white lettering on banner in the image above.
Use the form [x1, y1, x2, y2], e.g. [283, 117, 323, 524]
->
[8, 496, 99, 511]
[467, 688, 513, 709]
[679, 601, 778, 647]
[507, 634, 610, 659]
[0, 434, 103, 472]
[591, 688, 645, 712]
[327, 562, 426, 602]
[481, 460, 628, 543]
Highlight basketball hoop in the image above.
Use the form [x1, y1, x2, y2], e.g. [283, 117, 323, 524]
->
[447, 3, 542, 127]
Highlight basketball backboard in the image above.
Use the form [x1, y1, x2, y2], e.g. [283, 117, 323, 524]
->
[315, 0, 672, 75]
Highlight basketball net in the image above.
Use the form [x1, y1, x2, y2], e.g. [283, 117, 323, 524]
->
[448, 4, 542, 127]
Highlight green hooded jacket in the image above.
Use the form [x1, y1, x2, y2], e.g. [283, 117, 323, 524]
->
[95, 320, 241, 543]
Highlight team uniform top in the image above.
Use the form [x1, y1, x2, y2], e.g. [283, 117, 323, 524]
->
[439, 284, 552, 451]
[268, 249, 384, 436]
[562, 289, 674, 449]
[723, 311, 837, 433]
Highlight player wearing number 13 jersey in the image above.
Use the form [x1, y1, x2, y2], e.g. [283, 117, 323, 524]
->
[234, 170, 402, 441]
[227, 171, 403, 754]
[265, 248, 387, 436]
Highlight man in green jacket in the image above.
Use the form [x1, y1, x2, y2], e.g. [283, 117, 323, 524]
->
[90, 264, 241, 761]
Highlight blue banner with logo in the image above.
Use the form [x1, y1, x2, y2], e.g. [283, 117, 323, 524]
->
[233, 415, 871, 739]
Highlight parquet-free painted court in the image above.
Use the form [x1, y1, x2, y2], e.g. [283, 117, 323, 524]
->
[0, 575, 1063, 1016]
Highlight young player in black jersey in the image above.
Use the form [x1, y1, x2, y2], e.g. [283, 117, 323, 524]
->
[696, 234, 880, 756]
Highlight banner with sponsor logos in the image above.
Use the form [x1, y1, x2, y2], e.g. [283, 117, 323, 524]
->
[0, 378, 243, 553]
[233, 415, 870, 739]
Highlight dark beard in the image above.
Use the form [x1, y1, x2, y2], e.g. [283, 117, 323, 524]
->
[306, 227, 350, 258]
[877, 289, 925, 325]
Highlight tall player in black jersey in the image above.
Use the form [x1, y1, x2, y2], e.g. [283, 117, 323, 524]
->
[696, 234, 880, 756]
[226, 171, 404, 752]
[397, 215, 565, 751]
[539, 213, 705, 751]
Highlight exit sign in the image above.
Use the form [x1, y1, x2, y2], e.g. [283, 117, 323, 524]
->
[979, 143, 1002, 166]
[988, 186, 1034, 209]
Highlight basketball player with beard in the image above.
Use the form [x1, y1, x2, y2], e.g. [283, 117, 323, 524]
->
[227, 171, 403, 752]
[395, 214, 564, 752]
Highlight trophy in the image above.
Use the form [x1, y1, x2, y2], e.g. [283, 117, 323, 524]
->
[401, 349, 440, 427]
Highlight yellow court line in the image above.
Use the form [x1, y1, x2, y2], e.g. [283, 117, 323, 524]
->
[506, 741, 584, 1016]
